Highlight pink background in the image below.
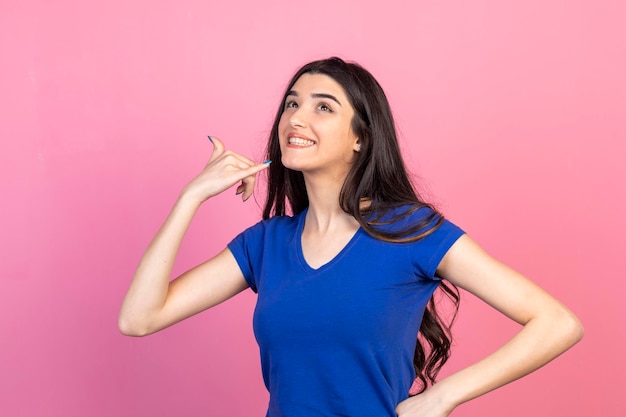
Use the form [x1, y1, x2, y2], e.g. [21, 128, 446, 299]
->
[1, 0, 624, 416]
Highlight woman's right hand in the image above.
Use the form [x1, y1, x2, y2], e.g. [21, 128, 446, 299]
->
[182, 136, 271, 204]
[119, 136, 270, 336]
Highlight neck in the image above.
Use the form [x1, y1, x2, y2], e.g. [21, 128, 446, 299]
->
[302, 172, 356, 233]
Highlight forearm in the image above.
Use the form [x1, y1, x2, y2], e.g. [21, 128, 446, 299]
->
[118, 193, 201, 335]
[433, 306, 583, 410]
[118, 137, 270, 336]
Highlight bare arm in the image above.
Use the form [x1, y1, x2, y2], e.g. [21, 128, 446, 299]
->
[118, 137, 270, 336]
[396, 234, 584, 416]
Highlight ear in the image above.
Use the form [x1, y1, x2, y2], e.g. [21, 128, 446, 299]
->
[353, 138, 361, 152]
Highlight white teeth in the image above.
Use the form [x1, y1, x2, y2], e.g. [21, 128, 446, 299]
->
[288, 137, 315, 146]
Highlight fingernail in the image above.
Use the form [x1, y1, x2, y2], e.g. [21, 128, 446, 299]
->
[262, 160, 272, 164]
[207, 135, 214, 144]
[235, 190, 244, 195]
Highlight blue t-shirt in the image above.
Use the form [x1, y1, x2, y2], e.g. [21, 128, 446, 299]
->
[228, 206, 464, 417]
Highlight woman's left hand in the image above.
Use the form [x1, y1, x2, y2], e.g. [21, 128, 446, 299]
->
[395, 386, 454, 417]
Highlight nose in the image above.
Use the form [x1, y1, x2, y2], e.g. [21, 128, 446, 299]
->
[288, 106, 306, 128]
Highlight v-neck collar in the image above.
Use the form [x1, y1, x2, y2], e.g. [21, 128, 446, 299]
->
[295, 208, 363, 273]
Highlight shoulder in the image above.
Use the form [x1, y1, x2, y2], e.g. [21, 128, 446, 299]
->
[392, 204, 465, 278]
[231, 210, 304, 242]
[370, 203, 449, 234]
[379, 202, 465, 250]
[227, 211, 304, 291]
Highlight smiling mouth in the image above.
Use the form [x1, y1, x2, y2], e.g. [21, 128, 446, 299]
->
[288, 136, 316, 147]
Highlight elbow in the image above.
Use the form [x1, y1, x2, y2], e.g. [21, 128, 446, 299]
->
[569, 314, 585, 345]
[557, 306, 585, 348]
[118, 314, 152, 337]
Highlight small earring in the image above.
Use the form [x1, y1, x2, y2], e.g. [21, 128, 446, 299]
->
[356, 144, 362, 152]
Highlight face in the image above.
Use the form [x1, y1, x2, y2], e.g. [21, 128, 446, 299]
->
[278, 73, 360, 177]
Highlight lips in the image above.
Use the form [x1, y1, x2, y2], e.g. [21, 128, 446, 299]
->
[287, 133, 316, 147]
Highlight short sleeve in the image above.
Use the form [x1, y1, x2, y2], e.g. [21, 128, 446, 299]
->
[410, 211, 465, 281]
[227, 220, 266, 293]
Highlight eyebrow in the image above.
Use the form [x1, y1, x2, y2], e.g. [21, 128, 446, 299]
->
[286, 90, 343, 106]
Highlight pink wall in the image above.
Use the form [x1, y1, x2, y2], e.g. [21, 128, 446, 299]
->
[1, 0, 623, 415]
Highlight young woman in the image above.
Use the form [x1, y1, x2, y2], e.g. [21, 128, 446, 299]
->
[119, 57, 583, 417]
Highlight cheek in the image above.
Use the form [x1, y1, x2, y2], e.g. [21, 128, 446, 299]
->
[277, 116, 288, 151]
[278, 113, 289, 132]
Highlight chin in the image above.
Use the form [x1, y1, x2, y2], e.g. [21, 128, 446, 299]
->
[280, 156, 306, 172]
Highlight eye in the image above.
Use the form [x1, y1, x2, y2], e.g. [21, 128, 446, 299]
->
[284, 100, 298, 110]
[317, 102, 333, 112]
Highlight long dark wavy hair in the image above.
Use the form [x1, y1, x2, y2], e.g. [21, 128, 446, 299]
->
[262, 57, 459, 393]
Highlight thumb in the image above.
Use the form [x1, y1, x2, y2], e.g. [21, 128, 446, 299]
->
[207, 135, 225, 162]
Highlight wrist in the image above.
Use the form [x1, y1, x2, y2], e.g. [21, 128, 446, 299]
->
[426, 380, 459, 413]
[178, 184, 209, 207]
[176, 187, 206, 211]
